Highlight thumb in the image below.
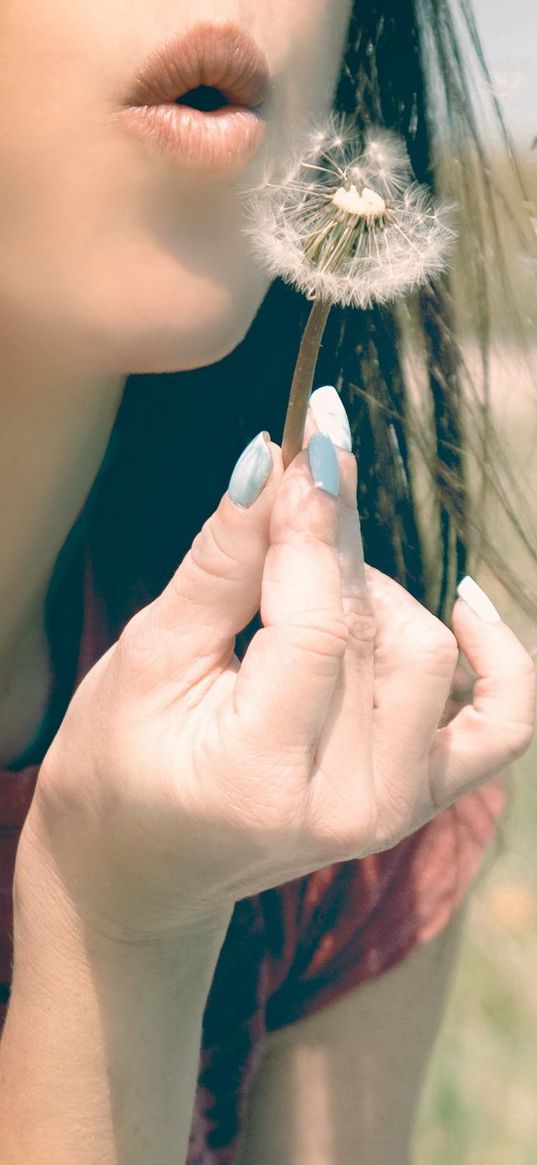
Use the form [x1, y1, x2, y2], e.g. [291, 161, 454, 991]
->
[148, 432, 283, 662]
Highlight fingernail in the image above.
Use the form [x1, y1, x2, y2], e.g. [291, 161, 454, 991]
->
[227, 432, 273, 509]
[309, 385, 352, 452]
[307, 433, 340, 497]
[457, 575, 502, 623]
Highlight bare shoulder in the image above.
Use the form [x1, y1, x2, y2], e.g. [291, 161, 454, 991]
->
[236, 908, 466, 1165]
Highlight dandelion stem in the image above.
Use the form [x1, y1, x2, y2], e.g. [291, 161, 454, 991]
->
[281, 298, 332, 468]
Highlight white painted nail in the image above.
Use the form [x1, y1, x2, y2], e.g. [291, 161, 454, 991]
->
[456, 575, 502, 623]
[309, 385, 352, 452]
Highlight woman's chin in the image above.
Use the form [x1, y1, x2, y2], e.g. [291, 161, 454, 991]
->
[11, 258, 272, 375]
[122, 309, 262, 375]
[77, 276, 271, 375]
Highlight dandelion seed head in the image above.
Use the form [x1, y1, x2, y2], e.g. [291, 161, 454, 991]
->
[332, 184, 387, 218]
[243, 114, 455, 309]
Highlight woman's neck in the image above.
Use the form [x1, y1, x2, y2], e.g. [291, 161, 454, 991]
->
[0, 352, 126, 764]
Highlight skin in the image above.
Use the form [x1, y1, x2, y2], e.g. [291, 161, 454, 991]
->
[0, 0, 352, 762]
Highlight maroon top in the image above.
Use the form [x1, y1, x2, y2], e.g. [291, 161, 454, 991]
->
[0, 545, 506, 1164]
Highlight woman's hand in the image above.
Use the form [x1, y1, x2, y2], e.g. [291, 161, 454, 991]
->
[25, 418, 536, 944]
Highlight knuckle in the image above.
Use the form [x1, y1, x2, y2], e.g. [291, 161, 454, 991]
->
[176, 518, 242, 595]
[331, 804, 378, 860]
[306, 776, 378, 861]
[345, 608, 377, 656]
[195, 518, 242, 576]
[288, 613, 349, 669]
[407, 616, 459, 671]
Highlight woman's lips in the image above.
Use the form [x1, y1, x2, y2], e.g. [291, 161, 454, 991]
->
[117, 22, 270, 170]
[128, 21, 269, 109]
[119, 103, 266, 170]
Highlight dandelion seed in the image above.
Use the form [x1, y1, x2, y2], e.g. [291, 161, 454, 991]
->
[244, 113, 454, 466]
[246, 119, 452, 309]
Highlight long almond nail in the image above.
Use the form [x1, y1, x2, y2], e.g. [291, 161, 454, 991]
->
[227, 432, 273, 509]
[309, 385, 352, 452]
[307, 433, 340, 497]
[457, 575, 502, 623]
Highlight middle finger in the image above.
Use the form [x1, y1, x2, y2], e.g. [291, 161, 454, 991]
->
[304, 398, 376, 809]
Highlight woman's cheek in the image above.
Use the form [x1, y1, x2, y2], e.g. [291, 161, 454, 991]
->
[0, 123, 273, 373]
[259, 1, 352, 169]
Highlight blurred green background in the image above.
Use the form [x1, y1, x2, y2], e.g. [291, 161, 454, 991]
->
[413, 144, 537, 1162]
[415, 742, 537, 1164]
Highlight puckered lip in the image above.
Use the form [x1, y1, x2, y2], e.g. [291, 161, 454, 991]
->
[125, 20, 270, 112]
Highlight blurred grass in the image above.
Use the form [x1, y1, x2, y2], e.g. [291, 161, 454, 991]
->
[414, 739, 537, 1164]
[413, 333, 537, 1160]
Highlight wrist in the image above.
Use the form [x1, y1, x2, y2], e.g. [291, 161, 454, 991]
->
[13, 801, 233, 968]
[4, 809, 230, 1165]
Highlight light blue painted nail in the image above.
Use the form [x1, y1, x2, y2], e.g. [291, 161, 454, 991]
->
[309, 385, 352, 452]
[228, 431, 273, 508]
[307, 433, 339, 497]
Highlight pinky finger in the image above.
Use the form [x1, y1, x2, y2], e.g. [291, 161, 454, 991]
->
[428, 584, 536, 812]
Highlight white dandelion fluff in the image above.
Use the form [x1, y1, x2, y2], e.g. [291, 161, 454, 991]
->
[245, 113, 454, 310]
[243, 113, 455, 466]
